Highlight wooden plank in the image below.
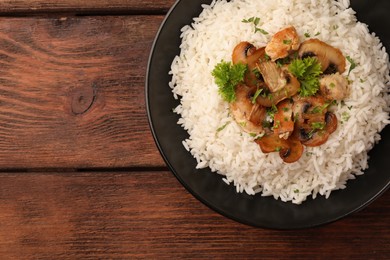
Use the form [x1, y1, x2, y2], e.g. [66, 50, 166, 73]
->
[0, 16, 166, 169]
[0, 171, 388, 259]
[0, 0, 176, 14]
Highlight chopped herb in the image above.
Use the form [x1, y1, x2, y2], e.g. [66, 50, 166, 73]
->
[360, 78, 366, 83]
[252, 67, 262, 79]
[255, 27, 269, 35]
[329, 82, 335, 88]
[264, 53, 271, 61]
[306, 152, 314, 156]
[275, 146, 282, 152]
[333, 25, 339, 30]
[347, 105, 353, 110]
[266, 104, 278, 119]
[212, 61, 247, 102]
[342, 111, 351, 122]
[293, 189, 300, 193]
[284, 117, 289, 122]
[251, 132, 265, 140]
[239, 121, 247, 127]
[273, 120, 281, 129]
[251, 88, 263, 104]
[304, 32, 311, 38]
[311, 122, 325, 130]
[217, 122, 230, 132]
[242, 17, 258, 24]
[346, 56, 357, 76]
[283, 39, 292, 45]
[282, 107, 289, 112]
[288, 57, 323, 97]
[294, 112, 299, 122]
[315, 32, 321, 36]
[242, 16, 268, 35]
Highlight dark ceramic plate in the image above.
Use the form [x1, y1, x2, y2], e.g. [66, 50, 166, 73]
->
[146, 0, 390, 229]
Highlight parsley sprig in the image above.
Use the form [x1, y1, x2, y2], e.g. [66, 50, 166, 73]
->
[288, 57, 323, 97]
[211, 61, 247, 102]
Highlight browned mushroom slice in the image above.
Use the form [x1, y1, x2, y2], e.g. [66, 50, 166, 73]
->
[298, 39, 346, 74]
[279, 130, 304, 163]
[319, 72, 349, 100]
[300, 112, 338, 147]
[232, 42, 266, 88]
[255, 132, 289, 153]
[265, 26, 300, 61]
[229, 84, 266, 134]
[232, 41, 256, 64]
[255, 131, 304, 163]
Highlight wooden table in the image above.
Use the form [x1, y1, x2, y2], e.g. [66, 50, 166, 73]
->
[0, 1, 388, 258]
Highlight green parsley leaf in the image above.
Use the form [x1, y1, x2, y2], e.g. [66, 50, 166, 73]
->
[346, 56, 357, 76]
[266, 104, 278, 119]
[242, 16, 268, 34]
[255, 27, 269, 35]
[341, 111, 351, 122]
[314, 32, 321, 36]
[288, 57, 322, 97]
[216, 122, 230, 132]
[311, 122, 325, 130]
[212, 61, 247, 102]
[251, 88, 263, 104]
[283, 39, 292, 45]
[304, 32, 311, 38]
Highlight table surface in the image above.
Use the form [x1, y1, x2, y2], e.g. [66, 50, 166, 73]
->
[0, 0, 388, 259]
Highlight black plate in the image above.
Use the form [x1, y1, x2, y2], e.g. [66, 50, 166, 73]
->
[146, 0, 390, 229]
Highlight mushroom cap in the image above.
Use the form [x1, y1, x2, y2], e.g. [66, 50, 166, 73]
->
[298, 39, 346, 74]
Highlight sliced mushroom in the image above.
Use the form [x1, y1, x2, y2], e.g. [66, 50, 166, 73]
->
[255, 131, 304, 163]
[301, 112, 338, 147]
[229, 84, 266, 134]
[265, 26, 300, 61]
[298, 39, 346, 74]
[279, 130, 304, 163]
[319, 72, 349, 100]
[232, 42, 266, 87]
[232, 41, 256, 65]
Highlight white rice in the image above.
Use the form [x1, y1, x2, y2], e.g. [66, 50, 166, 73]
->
[169, 0, 390, 204]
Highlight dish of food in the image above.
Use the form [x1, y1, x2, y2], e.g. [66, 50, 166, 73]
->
[146, 0, 389, 228]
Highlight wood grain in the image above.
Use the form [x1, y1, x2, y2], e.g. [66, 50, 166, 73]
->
[0, 171, 388, 259]
[0, 0, 176, 14]
[0, 16, 166, 169]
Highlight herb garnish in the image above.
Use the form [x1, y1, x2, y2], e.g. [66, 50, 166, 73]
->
[251, 88, 263, 104]
[283, 39, 292, 45]
[266, 104, 278, 119]
[288, 57, 323, 97]
[216, 122, 230, 132]
[304, 32, 311, 38]
[212, 61, 247, 102]
[242, 16, 268, 35]
[346, 56, 357, 76]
